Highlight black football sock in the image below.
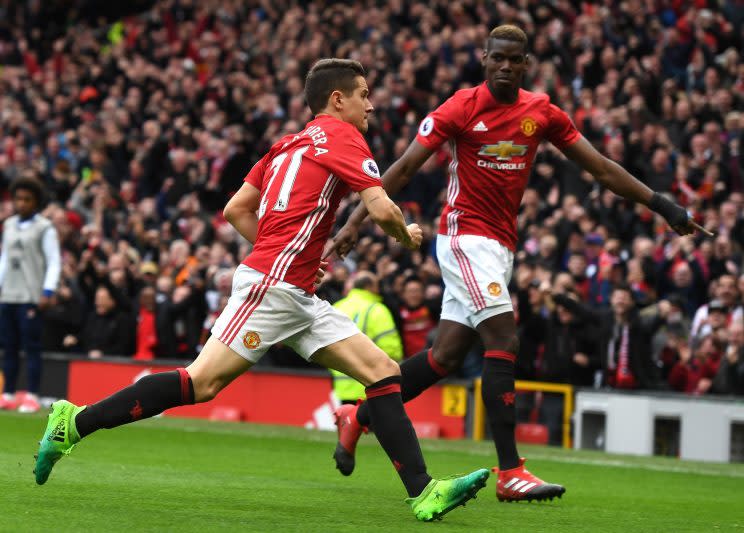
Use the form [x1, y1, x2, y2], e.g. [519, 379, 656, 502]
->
[365, 376, 432, 497]
[356, 349, 449, 427]
[482, 351, 520, 470]
[74, 369, 195, 439]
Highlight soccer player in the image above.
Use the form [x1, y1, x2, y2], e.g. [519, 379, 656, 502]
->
[0, 177, 61, 413]
[34, 59, 488, 522]
[326, 25, 705, 502]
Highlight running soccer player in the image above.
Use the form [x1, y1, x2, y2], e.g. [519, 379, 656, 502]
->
[327, 26, 705, 502]
[34, 59, 489, 522]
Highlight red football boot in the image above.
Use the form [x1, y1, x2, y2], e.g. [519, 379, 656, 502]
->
[494, 458, 566, 502]
[333, 403, 368, 476]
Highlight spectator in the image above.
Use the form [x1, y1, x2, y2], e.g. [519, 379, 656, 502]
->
[66, 285, 135, 358]
[691, 274, 743, 339]
[397, 277, 437, 359]
[553, 285, 666, 390]
[133, 286, 157, 361]
[712, 319, 744, 395]
[331, 271, 403, 403]
[42, 275, 85, 353]
[668, 333, 723, 395]
[539, 286, 599, 387]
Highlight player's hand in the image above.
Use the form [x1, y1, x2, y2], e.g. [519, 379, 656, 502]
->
[649, 193, 713, 237]
[401, 223, 423, 250]
[314, 260, 328, 287]
[323, 223, 359, 259]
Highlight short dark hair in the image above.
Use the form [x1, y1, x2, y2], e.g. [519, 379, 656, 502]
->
[305, 58, 366, 114]
[612, 282, 634, 297]
[353, 271, 377, 290]
[10, 176, 45, 207]
[487, 24, 528, 51]
[404, 275, 424, 287]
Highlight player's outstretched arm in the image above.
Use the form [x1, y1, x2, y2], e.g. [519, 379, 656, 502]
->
[360, 186, 422, 250]
[326, 141, 432, 258]
[223, 182, 261, 244]
[561, 137, 709, 237]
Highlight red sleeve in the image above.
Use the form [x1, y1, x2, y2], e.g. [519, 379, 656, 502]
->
[415, 94, 467, 151]
[327, 130, 382, 192]
[545, 103, 581, 150]
[244, 152, 271, 189]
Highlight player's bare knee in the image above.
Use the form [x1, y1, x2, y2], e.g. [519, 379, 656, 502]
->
[372, 356, 401, 382]
[188, 372, 224, 403]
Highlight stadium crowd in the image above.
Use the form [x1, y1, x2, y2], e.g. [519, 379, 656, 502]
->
[1, 0, 743, 401]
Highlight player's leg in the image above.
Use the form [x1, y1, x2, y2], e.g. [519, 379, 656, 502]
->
[0, 303, 22, 409]
[34, 265, 269, 485]
[336, 245, 479, 476]
[34, 336, 251, 485]
[312, 334, 489, 520]
[355, 319, 477, 427]
[313, 334, 432, 497]
[476, 312, 565, 502]
[475, 311, 520, 470]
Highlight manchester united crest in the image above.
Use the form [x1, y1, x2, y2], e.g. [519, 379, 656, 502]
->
[487, 282, 502, 296]
[242, 331, 261, 350]
[520, 117, 537, 137]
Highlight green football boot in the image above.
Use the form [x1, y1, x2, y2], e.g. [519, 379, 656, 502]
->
[34, 400, 85, 485]
[406, 468, 490, 521]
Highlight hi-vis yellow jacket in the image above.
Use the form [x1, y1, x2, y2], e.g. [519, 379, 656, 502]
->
[331, 289, 403, 401]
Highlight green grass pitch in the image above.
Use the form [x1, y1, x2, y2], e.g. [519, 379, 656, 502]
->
[2, 411, 743, 532]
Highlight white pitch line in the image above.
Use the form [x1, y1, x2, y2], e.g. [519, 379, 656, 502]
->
[137, 420, 744, 479]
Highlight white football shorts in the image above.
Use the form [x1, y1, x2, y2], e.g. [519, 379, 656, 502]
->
[436, 234, 514, 328]
[211, 265, 360, 363]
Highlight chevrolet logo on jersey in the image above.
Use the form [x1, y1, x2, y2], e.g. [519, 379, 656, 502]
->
[478, 141, 528, 160]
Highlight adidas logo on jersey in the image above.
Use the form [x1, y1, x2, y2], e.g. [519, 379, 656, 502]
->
[472, 121, 488, 132]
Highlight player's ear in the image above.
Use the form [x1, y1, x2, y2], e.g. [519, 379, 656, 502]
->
[481, 44, 488, 67]
[524, 54, 531, 67]
[329, 89, 344, 111]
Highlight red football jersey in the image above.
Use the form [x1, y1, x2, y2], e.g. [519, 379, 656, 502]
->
[242, 115, 382, 292]
[415, 84, 581, 251]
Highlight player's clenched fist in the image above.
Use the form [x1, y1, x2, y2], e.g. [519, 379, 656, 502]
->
[401, 223, 423, 250]
[324, 223, 359, 259]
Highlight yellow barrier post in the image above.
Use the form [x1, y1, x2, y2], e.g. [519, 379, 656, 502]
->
[473, 378, 485, 441]
[471, 379, 574, 448]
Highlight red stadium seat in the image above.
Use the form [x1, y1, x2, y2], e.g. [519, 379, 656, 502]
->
[515, 423, 549, 445]
[413, 422, 440, 439]
[209, 406, 243, 422]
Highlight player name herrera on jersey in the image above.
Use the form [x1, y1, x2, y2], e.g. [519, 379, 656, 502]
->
[242, 115, 382, 293]
[292, 124, 330, 157]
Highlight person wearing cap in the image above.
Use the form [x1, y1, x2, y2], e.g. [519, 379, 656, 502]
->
[691, 274, 743, 339]
[693, 299, 730, 346]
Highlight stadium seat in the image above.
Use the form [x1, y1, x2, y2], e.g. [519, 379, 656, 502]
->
[413, 422, 440, 439]
[209, 406, 243, 422]
[515, 423, 549, 445]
